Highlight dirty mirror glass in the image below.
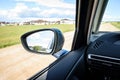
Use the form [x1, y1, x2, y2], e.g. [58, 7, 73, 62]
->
[26, 30, 54, 53]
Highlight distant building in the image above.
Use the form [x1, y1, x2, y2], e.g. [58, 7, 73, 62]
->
[60, 19, 75, 24]
[19, 22, 30, 25]
[0, 19, 75, 26]
[53, 19, 75, 24]
[0, 22, 6, 26]
[30, 20, 49, 25]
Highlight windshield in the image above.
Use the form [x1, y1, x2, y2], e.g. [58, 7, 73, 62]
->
[92, 0, 120, 33]
[99, 0, 120, 32]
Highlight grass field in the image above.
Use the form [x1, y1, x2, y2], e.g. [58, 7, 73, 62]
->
[0, 24, 74, 48]
[110, 22, 120, 29]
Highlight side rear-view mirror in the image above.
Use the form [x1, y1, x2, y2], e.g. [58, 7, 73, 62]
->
[21, 28, 64, 55]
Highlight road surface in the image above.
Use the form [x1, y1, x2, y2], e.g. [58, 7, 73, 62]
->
[99, 23, 120, 31]
[0, 31, 74, 80]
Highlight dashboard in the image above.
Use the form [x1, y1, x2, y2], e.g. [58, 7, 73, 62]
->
[87, 32, 120, 80]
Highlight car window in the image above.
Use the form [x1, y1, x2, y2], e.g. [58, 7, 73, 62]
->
[91, 0, 120, 42]
[0, 0, 76, 79]
[99, 0, 120, 32]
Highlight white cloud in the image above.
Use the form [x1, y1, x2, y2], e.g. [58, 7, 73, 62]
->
[102, 14, 120, 21]
[0, 3, 41, 22]
[16, 0, 75, 9]
[0, 0, 75, 22]
[41, 8, 75, 17]
[0, 3, 28, 21]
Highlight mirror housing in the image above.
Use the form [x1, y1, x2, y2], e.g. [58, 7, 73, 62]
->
[21, 28, 64, 54]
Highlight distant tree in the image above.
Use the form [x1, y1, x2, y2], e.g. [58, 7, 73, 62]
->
[41, 48, 46, 51]
[33, 46, 42, 51]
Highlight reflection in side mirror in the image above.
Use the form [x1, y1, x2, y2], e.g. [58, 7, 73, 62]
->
[21, 28, 64, 55]
[26, 31, 54, 53]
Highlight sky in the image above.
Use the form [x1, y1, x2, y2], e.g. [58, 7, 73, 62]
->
[27, 30, 54, 48]
[0, 0, 120, 22]
[0, 0, 76, 22]
[102, 0, 120, 21]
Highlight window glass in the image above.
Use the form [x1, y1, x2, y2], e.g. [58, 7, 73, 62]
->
[99, 0, 120, 32]
[0, 0, 76, 79]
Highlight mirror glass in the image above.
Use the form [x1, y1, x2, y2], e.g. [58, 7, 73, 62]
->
[26, 30, 54, 53]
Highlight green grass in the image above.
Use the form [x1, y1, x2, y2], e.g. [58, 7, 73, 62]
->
[0, 24, 74, 48]
[110, 22, 120, 29]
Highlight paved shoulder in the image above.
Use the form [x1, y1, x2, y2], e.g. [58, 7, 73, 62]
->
[99, 23, 119, 31]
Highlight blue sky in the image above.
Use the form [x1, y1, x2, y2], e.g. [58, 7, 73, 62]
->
[102, 0, 120, 21]
[0, 0, 120, 22]
[0, 0, 76, 22]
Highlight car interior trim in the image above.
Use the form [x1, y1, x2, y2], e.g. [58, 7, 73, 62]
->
[88, 54, 120, 65]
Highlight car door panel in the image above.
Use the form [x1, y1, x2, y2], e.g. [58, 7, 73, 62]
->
[29, 47, 86, 80]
